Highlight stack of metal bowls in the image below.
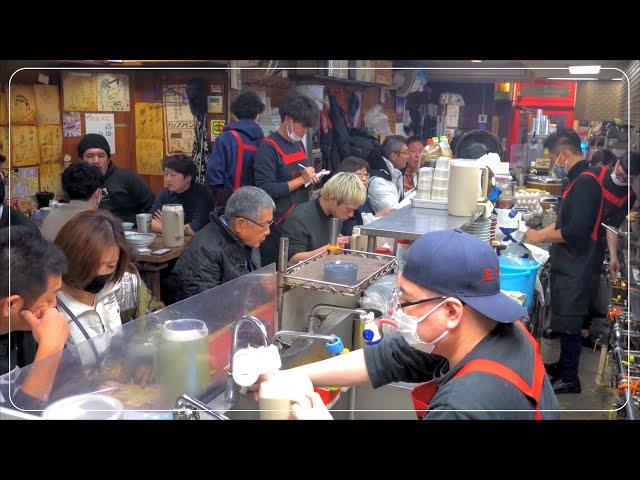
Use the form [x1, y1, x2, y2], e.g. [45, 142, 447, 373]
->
[461, 215, 496, 244]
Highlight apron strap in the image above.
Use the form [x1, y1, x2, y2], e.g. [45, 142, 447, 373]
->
[56, 296, 101, 364]
[229, 130, 258, 192]
[264, 137, 307, 165]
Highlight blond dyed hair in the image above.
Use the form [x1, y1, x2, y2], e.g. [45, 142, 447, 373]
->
[320, 172, 366, 206]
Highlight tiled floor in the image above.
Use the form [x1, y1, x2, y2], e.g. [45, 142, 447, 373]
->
[541, 337, 616, 420]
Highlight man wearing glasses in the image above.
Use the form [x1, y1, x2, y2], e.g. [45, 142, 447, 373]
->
[367, 135, 410, 213]
[167, 186, 275, 303]
[250, 229, 560, 419]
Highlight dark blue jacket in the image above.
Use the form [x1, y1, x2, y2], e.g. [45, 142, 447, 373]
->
[206, 120, 264, 193]
[341, 198, 375, 236]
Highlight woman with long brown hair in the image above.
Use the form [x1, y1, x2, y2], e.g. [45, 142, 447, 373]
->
[54, 209, 130, 354]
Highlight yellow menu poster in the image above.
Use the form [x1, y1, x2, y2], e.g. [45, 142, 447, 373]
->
[62, 72, 97, 111]
[33, 84, 61, 124]
[135, 102, 164, 139]
[10, 85, 37, 124]
[0, 92, 8, 125]
[11, 125, 39, 167]
[136, 138, 164, 175]
[0, 126, 8, 158]
[39, 162, 63, 196]
[38, 125, 63, 164]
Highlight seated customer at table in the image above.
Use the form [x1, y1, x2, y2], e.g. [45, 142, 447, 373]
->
[78, 133, 154, 223]
[280, 172, 366, 264]
[54, 210, 133, 362]
[0, 227, 69, 409]
[150, 155, 213, 236]
[42, 162, 103, 241]
[336, 156, 394, 236]
[168, 186, 275, 303]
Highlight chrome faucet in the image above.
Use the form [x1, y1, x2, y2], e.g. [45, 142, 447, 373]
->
[273, 330, 338, 347]
[225, 314, 270, 406]
[174, 394, 229, 421]
[308, 304, 369, 329]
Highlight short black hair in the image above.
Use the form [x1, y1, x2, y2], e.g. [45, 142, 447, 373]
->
[589, 149, 617, 168]
[0, 172, 5, 205]
[231, 91, 265, 120]
[62, 162, 103, 201]
[0, 226, 67, 307]
[163, 155, 197, 180]
[381, 135, 407, 159]
[279, 91, 320, 128]
[407, 136, 425, 147]
[0, 154, 5, 166]
[621, 151, 640, 176]
[338, 156, 369, 173]
[543, 129, 583, 155]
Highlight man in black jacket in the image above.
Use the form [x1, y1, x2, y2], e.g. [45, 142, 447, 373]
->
[167, 186, 275, 303]
[78, 133, 154, 223]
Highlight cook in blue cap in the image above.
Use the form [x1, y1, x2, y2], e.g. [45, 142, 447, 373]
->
[250, 228, 561, 420]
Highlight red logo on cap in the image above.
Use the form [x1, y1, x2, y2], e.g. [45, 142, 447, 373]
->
[481, 269, 496, 283]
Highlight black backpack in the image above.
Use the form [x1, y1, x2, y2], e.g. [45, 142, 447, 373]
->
[349, 129, 386, 172]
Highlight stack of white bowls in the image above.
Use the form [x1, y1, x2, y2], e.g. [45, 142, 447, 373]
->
[417, 167, 434, 200]
[431, 157, 450, 201]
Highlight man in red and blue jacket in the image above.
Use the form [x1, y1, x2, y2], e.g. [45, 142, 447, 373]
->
[206, 91, 265, 207]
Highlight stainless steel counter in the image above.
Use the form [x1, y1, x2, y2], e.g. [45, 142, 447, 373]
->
[359, 206, 473, 251]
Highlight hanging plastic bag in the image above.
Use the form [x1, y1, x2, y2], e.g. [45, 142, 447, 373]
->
[364, 105, 392, 135]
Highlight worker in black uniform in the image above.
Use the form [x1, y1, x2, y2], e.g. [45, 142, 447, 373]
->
[525, 129, 604, 394]
[253, 91, 321, 266]
[580, 151, 639, 345]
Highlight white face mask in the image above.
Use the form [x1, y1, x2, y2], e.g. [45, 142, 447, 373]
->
[392, 299, 449, 354]
[611, 171, 628, 187]
[286, 120, 304, 143]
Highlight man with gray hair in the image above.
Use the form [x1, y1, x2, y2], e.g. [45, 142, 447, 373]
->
[368, 135, 410, 213]
[167, 186, 275, 302]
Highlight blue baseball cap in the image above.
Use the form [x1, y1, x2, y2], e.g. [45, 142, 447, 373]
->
[402, 229, 526, 324]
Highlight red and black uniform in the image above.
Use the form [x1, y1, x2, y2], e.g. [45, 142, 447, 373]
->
[549, 160, 604, 384]
[253, 131, 313, 265]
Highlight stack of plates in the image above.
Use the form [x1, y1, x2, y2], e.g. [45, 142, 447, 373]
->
[125, 232, 155, 249]
[461, 217, 493, 244]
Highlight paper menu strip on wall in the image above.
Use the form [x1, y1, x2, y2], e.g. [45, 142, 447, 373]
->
[38, 125, 63, 164]
[33, 84, 61, 125]
[10, 85, 37, 125]
[135, 102, 164, 139]
[0, 92, 9, 125]
[11, 125, 39, 167]
[135, 138, 164, 175]
[85, 113, 116, 154]
[0, 126, 8, 158]
[63, 72, 97, 111]
[97, 73, 131, 112]
[39, 162, 63, 195]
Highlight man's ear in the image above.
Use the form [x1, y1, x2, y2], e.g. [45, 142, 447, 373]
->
[1, 295, 24, 333]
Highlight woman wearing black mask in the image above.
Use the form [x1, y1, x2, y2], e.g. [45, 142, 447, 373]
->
[53, 209, 131, 357]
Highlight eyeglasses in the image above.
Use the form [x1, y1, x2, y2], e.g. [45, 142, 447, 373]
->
[239, 216, 274, 229]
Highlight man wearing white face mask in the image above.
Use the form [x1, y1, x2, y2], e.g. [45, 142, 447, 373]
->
[251, 229, 559, 420]
[253, 91, 321, 265]
[525, 129, 605, 395]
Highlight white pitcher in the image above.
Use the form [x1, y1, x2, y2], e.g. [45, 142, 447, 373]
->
[162, 204, 184, 247]
[447, 160, 489, 217]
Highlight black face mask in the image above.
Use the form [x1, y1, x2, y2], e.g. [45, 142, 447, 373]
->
[83, 274, 112, 294]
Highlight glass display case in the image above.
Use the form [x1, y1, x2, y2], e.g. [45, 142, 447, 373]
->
[1, 265, 277, 419]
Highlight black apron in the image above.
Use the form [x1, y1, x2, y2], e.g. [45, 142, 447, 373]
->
[549, 169, 605, 334]
[259, 136, 311, 266]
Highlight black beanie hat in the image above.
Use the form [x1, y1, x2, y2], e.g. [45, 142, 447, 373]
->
[77, 133, 111, 158]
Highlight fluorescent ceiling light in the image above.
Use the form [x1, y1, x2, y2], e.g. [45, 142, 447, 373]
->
[547, 77, 598, 81]
[568, 65, 601, 75]
[612, 78, 623, 81]
[470, 60, 483, 63]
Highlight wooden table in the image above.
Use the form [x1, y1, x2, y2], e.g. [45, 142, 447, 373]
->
[129, 234, 192, 300]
